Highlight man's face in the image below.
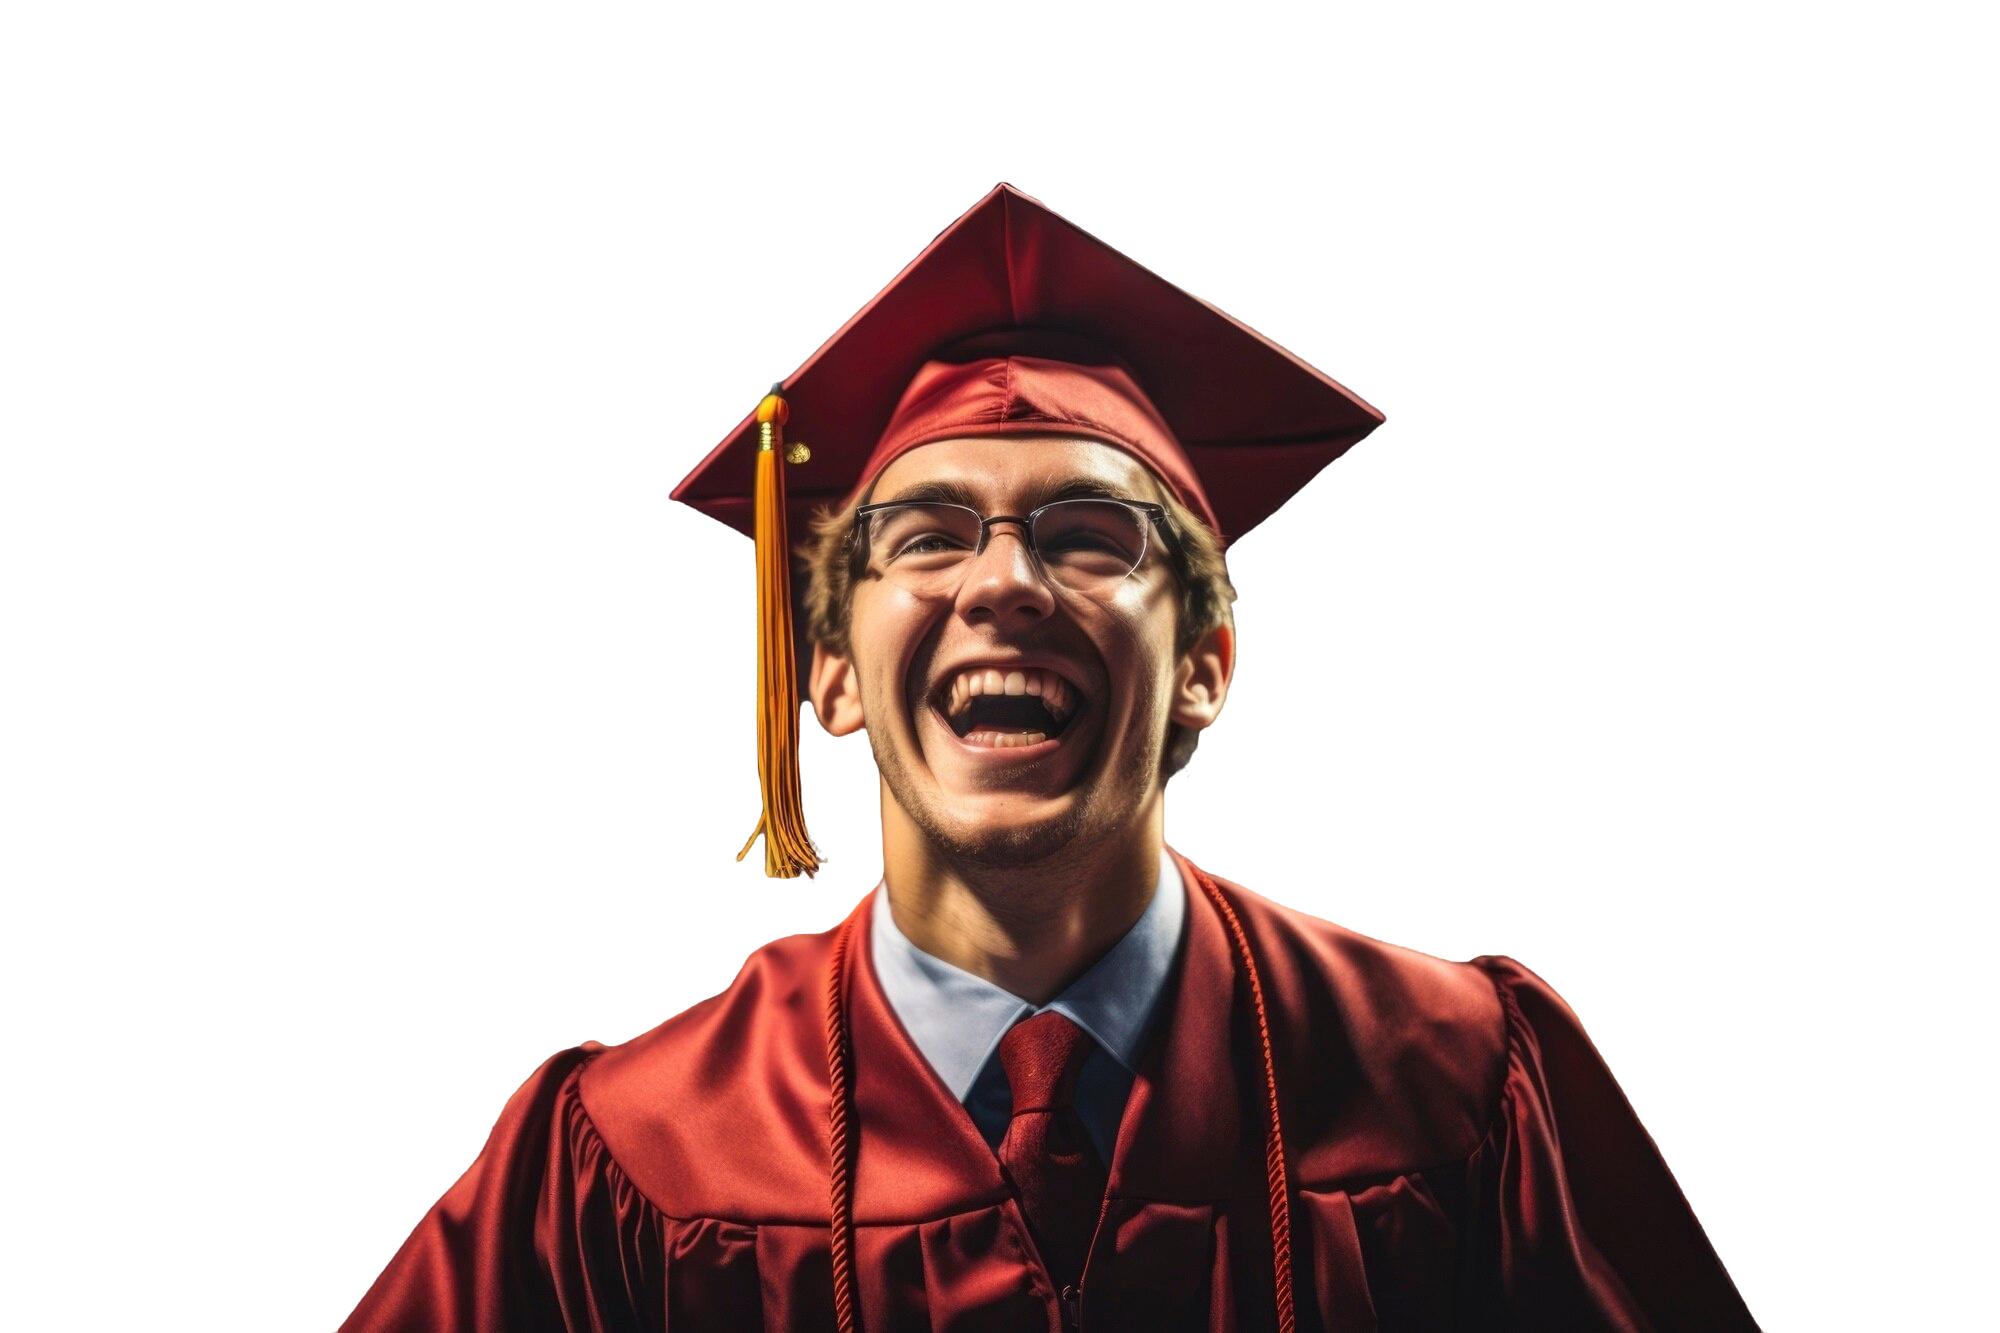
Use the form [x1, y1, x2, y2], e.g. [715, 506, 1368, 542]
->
[812, 435, 1224, 867]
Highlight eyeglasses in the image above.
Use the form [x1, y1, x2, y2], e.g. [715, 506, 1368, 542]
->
[852, 497, 1170, 597]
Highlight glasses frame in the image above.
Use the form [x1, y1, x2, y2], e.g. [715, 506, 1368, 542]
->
[849, 496, 1173, 591]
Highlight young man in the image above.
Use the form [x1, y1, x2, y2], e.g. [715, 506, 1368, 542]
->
[343, 186, 1756, 1331]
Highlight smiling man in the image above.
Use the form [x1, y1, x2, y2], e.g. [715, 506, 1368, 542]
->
[342, 187, 1757, 1331]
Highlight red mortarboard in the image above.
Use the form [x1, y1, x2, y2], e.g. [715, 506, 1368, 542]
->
[672, 184, 1384, 877]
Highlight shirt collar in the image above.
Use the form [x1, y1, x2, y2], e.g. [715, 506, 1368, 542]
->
[869, 848, 1187, 1101]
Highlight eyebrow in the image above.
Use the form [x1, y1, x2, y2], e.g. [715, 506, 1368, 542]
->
[871, 476, 1141, 511]
[872, 479, 983, 508]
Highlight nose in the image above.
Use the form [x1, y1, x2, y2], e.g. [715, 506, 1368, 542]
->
[955, 522, 1056, 626]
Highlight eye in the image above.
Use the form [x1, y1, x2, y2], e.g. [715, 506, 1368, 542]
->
[891, 531, 972, 559]
[1039, 529, 1128, 556]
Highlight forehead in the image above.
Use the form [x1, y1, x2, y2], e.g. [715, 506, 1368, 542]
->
[867, 435, 1161, 508]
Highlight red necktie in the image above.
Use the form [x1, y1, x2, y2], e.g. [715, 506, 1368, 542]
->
[996, 1011, 1109, 1294]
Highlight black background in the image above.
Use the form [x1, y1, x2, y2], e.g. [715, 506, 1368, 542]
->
[191, 140, 1832, 1320]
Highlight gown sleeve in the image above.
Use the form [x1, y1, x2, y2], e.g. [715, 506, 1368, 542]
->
[340, 1045, 665, 1333]
[1472, 957, 1758, 1332]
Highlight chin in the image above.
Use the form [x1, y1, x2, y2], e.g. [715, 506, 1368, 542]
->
[897, 767, 1165, 872]
[918, 807, 1091, 869]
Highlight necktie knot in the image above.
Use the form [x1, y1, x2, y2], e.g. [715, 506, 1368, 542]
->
[998, 1010, 1094, 1116]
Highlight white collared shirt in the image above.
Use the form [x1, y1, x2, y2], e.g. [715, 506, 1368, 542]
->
[869, 848, 1187, 1161]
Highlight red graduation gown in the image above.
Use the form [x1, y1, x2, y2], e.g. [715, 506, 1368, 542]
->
[342, 854, 1755, 1331]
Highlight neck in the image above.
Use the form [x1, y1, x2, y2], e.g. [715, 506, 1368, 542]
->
[879, 792, 1166, 1005]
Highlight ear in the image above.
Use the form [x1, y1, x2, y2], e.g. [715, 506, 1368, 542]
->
[809, 642, 867, 737]
[1169, 622, 1234, 732]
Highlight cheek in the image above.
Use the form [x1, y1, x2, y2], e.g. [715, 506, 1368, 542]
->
[1092, 584, 1183, 709]
[850, 585, 944, 706]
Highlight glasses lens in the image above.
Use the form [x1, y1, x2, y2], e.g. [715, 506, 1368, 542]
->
[1030, 500, 1150, 591]
[864, 504, 983, 584]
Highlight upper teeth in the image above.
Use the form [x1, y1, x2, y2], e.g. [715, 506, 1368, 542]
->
[944, 667, 1074, 720]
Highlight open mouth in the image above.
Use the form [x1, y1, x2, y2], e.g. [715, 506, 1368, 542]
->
[931, 666, 1083, 750]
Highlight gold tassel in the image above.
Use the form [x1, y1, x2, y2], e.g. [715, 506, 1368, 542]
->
[736, 386, 822, 878]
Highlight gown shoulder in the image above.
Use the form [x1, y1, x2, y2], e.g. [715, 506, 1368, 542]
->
[1462, 954, 1759, 1329]
[1200, 871, 1757, 1329]
[1204, 871, 1512, 1175]
[575, 922, 843, 1224]
[340, 1044, 669, 1333]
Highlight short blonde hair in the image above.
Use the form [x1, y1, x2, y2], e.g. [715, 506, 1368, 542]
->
[800, 475, 1235, 779]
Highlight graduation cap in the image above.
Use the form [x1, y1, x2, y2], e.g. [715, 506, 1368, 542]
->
[672, 184, 1383, 878]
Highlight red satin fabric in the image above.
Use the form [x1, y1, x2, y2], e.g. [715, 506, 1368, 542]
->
[342, 853, 1756, 1331]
